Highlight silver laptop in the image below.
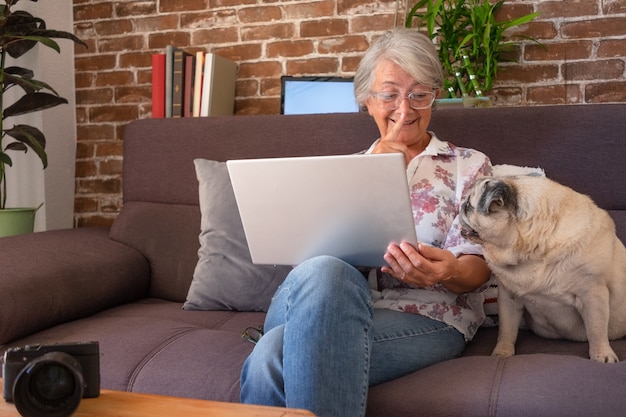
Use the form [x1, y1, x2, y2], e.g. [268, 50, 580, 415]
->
[226, 153, 417, 267]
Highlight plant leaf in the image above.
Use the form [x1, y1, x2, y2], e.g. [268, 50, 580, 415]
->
[3, 124, 48, 168]
[0, 152, 12, 167]
[3, 92, 67, 118]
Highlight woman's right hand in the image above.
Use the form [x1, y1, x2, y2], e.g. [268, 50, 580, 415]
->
[370, 112, 409, 161]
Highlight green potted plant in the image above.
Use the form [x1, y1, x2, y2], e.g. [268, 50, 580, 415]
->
[406, 0, 541, 107]
[0, 0, 86, 237]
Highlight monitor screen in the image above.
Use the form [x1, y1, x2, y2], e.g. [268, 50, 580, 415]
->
[280, 76, 360, 115]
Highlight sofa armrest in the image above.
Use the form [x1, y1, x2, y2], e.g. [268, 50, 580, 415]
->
[0, 227, 150, 344]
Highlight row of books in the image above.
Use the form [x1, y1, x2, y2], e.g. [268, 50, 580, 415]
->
[151, 46, 237, 118]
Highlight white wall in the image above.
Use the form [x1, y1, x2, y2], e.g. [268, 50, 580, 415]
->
[5, 0, 77, 231]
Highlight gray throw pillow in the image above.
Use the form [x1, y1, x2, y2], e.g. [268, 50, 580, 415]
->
[183, 159, 291, 312]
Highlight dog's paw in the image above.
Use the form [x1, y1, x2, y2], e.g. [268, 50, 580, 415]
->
[590, 348, 619, 363]
[491, 342, 515, 358]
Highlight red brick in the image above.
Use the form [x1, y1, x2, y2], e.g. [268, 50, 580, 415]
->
[98, 36, 145, 53]
[209, 0, 256, 7]
[115, 2, 157, 17]
[563, 59, 625, 81]
[337, 0, 396, 15]
[75, 215, 116, 228]
[585, 82, 626, 103]
[89, 105, 140, 123]
[536, 0, 599, 19]
[95, 143, 124, 158]
[598, 39, 626, 58]
[318, 35, 369, 54]
[267, 40, 315, 58]
[95, 71, 134, 87]
[76, 88, 114, 105]
[260, 78, 281, 96]
[120, 52, 152, 70]
[101, 197, 124, 213]
[487, 87, 522, 106]
[147, 32, 191, 50]
[351, 15, 397, 33]
[134, 15, 180, 32]
[603, 0, 626, 14]
[75, 73, 94, 89]
[116, 86, 151, 104]
[286, 57, 340, 75]
[75, 55, 117, 72]
[284, 1, 336, 19]
[238, 6, 282, 24]
[236, 79, 259, 97]
[525, 40, 593, 61]
[182, 10, 238, 29]
[76, 178, 122, 195]
[160, 0, 208, 13]
[238, 61, 282, 79]
[342, 55, 363, 73]
[99, 159, 124, 176]
[491, 63, 560, 84]
[241, 23, 296, 42]
[527, 84, 583, 105]
[94, 19, 133, 36]
[74, 197, 99, 214]
[74, 3, 113, 21]
[212, 44, 263, 62]
[562, 17, 626, 38]
[76, 125, 116, 142]
[75, 160, 98, 178]
[192, 28, 240, 45]
[300, 19, 349, 38]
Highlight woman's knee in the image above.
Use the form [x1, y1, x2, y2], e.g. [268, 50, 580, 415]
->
[288, 255, 369, 295]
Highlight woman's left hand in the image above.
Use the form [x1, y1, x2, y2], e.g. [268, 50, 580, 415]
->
[382, 242, 491, 293]
[382, 242, 457, 287]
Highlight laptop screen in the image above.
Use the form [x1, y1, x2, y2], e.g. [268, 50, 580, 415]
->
[280, 76, 359, 115]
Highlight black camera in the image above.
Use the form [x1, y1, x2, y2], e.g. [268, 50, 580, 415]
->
[2, 342, 100, 417]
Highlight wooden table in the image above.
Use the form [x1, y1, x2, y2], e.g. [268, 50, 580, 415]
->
[0, 380, 314, 416]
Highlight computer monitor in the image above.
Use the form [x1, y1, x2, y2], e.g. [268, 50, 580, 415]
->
[280, 76, 360, 115]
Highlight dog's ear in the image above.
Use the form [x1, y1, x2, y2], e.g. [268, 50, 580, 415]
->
[477, 179, 518, 214]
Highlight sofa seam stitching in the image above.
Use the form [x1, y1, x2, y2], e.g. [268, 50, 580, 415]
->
[488, 357, 506, 417]
[126, 328, 194, 391]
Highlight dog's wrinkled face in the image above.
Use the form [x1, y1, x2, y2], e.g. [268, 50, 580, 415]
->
[459, 178, 519, 245]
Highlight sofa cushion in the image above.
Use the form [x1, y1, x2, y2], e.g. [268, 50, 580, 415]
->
[183, 159, 291, 312]
[110, 202, 201, 302]
[0, 227, 150, 344]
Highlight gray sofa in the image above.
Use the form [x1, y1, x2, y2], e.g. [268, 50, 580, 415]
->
[2, 104, 626, 416]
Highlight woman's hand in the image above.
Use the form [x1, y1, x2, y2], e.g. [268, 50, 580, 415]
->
[370, 112, 410, 160]
[382, 242, 490, 293]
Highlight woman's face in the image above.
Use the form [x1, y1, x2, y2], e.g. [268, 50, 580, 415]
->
[364, 60, 435, 151]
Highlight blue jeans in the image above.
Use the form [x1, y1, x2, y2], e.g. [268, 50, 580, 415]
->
[240, 256, 465, 417]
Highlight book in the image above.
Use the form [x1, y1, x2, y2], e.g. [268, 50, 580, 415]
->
[171, 48, 191, 118]
[192, 51, 204, 117]
[183, 54, 196, 118]
[151, 53, 166, 118]
[200, 53, 237, 117]
[165, 45, 176, 118]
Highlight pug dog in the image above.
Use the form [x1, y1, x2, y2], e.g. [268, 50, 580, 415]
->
[460, 175, 626, 363]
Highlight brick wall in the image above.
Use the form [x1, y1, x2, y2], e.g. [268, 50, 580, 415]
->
[72, 0, 626, 227]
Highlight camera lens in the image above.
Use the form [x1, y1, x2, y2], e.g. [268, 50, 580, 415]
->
[12, 352, 85, 417]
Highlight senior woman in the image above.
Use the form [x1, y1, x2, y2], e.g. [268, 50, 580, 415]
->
[240, 27, 492, 417]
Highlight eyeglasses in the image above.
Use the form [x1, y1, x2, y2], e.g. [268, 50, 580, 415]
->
[242, 326, 264, 344]
[370, 90, 436, 110]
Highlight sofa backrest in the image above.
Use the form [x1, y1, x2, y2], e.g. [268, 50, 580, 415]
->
[116, 104, 626, 301]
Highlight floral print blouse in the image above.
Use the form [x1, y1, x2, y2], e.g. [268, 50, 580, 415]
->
[365, 133, 492, 341]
